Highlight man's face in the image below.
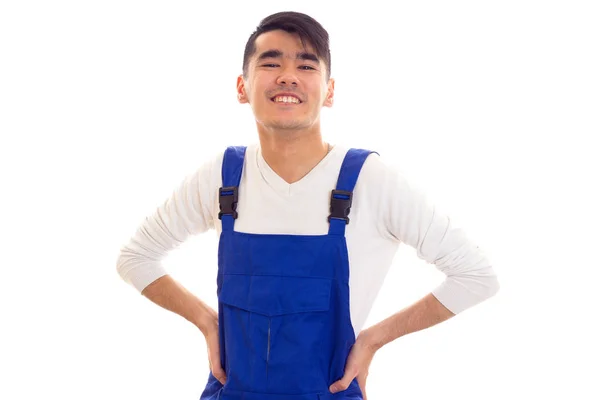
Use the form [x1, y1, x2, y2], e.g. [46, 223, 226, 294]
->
[237, 30, 334, 132]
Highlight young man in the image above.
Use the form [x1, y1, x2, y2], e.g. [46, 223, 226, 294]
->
[116, 11, 499, 400]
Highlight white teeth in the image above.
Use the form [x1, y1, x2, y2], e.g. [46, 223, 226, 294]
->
[273, 96, 300, 104]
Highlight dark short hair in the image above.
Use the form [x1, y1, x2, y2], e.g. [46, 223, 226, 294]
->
[242, 11, 331, 80]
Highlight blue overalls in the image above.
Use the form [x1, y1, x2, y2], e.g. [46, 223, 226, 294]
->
[200, 146, 375, 400]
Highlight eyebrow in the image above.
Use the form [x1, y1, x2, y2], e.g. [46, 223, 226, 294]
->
[257, 49, 319, 63]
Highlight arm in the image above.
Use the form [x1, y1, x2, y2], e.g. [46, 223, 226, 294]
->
[329, 160, 499, 394]
[116, 153, 228, 384]
[363, 293, 454, 351]
[376, 160, 500, 320]
[141, 274, 217, 334]
[362, 156, 500, 347]
[140, 274, 226, 383]
[330, 294, 455, 394]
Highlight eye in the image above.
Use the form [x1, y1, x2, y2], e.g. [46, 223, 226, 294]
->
[262, 64, 279, 68]
[299, 66, 316, 70]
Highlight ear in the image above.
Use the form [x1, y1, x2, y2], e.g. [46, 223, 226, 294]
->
[323, 78, 335, 107]
[236, 75, 248, 104]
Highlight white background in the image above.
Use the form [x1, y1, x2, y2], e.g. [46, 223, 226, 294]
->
[1, 1, 599, 399]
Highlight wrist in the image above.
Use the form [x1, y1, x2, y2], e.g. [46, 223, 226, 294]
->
[361, 325, 387, 352]
[193, 301, 218, 335]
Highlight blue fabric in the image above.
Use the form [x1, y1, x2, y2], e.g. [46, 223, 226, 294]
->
[200, 146, 375, 400]
[328, 148, 377, 237]
[220, 146, 246, 232]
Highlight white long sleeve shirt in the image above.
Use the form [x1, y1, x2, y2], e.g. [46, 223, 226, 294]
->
[116, 143, 499, 335]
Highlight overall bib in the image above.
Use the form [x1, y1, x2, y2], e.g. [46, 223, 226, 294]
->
[200, 146, 374, 400]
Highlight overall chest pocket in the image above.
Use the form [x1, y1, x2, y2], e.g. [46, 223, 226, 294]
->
[218, 274, 333, 394]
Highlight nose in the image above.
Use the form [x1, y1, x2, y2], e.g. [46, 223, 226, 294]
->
[277, 78, 297, 86]
[276, 65, 298, 86]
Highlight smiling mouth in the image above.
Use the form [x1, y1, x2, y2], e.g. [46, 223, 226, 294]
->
[271, 95, 302, 104]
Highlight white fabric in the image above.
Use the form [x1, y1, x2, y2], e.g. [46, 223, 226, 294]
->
[116, 143, 499, 335]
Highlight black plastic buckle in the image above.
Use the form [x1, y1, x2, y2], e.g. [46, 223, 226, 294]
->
[328, 189, 353, 224]
[218, 186, 238, 220]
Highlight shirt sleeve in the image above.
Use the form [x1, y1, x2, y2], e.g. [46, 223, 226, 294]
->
[375, 157, 500, 314]
[116, 151, 223, 293]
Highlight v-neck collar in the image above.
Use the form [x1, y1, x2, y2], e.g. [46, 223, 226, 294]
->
[255, 144, 337, 197]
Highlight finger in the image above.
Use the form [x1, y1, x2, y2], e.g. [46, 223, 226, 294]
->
[357, 373, 368, 400]
[208, 345, 227, 385]
[208, 344, 227, 385]
[212, 363, 227, 385]
[329, 366, 358, 393]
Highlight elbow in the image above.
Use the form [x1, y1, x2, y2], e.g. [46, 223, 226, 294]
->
[484, 274, 500, 300]
[115, 250, 131, 285]
[473, 268, 500, 300]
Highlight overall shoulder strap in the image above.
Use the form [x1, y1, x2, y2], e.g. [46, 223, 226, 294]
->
[219, 146, 247, 231]
[328, 148, 378, 236]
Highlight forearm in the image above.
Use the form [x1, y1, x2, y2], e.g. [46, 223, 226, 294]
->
[364, 293, 455, 350]
[141, 275, 217, 334]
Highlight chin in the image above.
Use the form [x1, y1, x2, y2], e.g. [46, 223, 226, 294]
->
[268, 120, 310, 130]
[257, 115, 306, 129]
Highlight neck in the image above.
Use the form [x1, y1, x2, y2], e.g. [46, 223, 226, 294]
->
[257, 125, 330, 184]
